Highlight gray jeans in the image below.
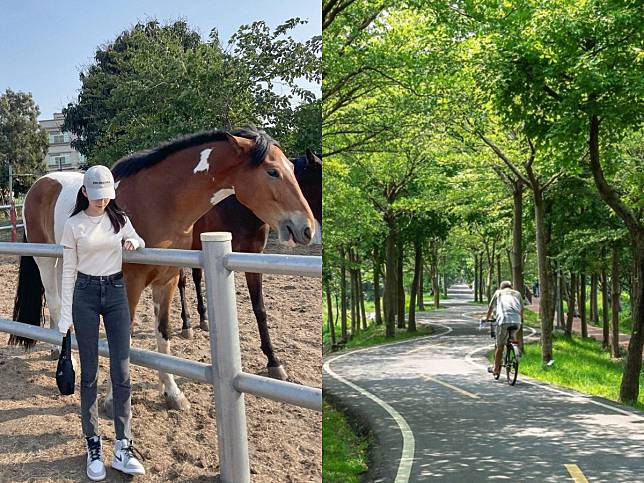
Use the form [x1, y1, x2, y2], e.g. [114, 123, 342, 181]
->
[72, 271, 132, 440]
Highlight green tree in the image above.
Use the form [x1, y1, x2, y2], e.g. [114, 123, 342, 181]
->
[477, 0, 644, 404]
[63, 19, 320, 165]
[0, 89, 48, 195]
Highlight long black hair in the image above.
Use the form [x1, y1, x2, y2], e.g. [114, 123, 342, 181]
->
[70, 187, 127, 233]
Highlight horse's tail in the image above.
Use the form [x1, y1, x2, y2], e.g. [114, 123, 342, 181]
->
[8, 233, 45, 349]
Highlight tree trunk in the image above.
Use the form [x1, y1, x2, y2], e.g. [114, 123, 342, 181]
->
[556, 265, 564, 329]
[565, 272, 576, 337]
[497, 256, 502, 288]
[430, 242, 440, 309]
[478, 251, 484, 302]
[580, 272, 587, 338]
[619, 235, 644, 404]
[512, 181, 525, 300]
[418, 259, 425, 310]
[474, 253, 479, 302]
[601, 269, 609, 350]
[357, 253, 367, 330]
[443, 272, 448, 297]
[340, 245, 348, 341]
[590, 273, 598, 324]
[373, 246, 383, 325]
[533, 189, 554, 362]
[408, 240, 421, 332]
[485, 241, 496, 302]
[324, 277, 336, 347]
[611, 245, 620, 359]
[397, 242, 406, 329]
[384, 218, 397, 338]
[349, 248, 358, 336]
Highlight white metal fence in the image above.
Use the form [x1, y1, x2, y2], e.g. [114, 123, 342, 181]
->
[0, 232, 322, 482]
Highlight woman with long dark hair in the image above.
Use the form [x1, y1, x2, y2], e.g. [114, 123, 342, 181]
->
[59, 165, 145, 480]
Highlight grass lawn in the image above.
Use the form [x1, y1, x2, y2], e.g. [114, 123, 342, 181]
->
[323, 291, 440, 348]
[562, 293, 632, 334]
[518, 333, 644, 411]
[341, 321, 434, 350]
[323, 401, 369, 483]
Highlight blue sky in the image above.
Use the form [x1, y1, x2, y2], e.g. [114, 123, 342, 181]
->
[0, 0, 321, 120]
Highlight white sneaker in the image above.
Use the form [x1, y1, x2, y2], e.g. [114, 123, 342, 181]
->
[112, 439, 145, 475]
[85, 436, 106, 481]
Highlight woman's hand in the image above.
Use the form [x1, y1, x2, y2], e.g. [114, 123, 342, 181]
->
[58, 318, 74, 334]
[123, 239, 139, 251]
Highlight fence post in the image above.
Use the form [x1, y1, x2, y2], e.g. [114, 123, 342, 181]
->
[201, 232, 250, 483]
[9, 198, 17, 242]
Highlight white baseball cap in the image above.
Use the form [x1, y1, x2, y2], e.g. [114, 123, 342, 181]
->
[83, 165, 116, 200]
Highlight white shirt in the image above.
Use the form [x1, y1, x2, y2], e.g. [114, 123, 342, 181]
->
[59, 211, 145, 329]
[489, 288, 523, 326]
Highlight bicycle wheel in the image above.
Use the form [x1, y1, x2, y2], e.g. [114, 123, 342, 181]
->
[506, 345, 518, 386]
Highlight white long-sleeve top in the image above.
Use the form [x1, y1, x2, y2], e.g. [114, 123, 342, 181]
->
[59, 211, 145, 330]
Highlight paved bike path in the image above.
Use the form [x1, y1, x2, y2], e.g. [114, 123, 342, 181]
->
[323, 285, 644, 482]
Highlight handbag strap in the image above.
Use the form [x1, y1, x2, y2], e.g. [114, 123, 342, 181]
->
[61, 329, 72, 359]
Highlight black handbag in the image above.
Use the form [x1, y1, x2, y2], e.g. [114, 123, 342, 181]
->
[56, 329, 75, 395]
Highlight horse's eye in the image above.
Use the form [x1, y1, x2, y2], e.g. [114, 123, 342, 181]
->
[267, 169, 280, 178]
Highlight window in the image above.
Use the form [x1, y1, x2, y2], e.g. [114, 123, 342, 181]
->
[48, 153, 71, 168]
[49, 131, 71, 144]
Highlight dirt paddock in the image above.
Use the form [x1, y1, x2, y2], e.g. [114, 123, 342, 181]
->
[0, 239, 321, 482]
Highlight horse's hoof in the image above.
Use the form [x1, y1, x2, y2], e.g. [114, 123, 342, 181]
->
[102, 398, 114, 419]
[180, 328, 193, 339]
[199, 319, 209, 331]
[164, 391, 191, 411]
[268, 365, 288, 380]
[50, 348, 60, 360]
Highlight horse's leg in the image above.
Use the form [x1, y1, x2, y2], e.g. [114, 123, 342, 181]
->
[193, 267, 209, 331]
[153, 277, 191, 410]
[104, 271, 146, 417]
[246, 272, 287, 380]
[35, 256, 62, 359]
[178, 268, 193, 339]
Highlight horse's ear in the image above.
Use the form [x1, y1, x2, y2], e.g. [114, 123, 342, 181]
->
[306, 148, 321, 166]
[224, 133, 243, 157]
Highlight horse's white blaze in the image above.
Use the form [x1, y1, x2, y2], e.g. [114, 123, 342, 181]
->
[193, 149, 212, 174]
[210, 188, 235, 206]
[114, 180, 120, 190]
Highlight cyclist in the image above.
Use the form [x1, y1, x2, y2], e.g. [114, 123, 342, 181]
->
[485, 281, 523, 377]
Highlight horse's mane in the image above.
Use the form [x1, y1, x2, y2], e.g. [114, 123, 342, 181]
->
[111, 125, 278, 179]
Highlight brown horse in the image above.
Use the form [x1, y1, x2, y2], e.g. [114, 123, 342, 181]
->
[12, 127, 315, 411]
[177, 150, 321, 380]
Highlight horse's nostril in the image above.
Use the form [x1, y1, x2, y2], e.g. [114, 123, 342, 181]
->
[304, 226, 312, 241]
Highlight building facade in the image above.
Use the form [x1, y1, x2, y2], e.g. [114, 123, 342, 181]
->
[38, 113, 85, 171]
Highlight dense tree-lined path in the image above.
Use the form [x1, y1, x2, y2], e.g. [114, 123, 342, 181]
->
[324, 285, 644, 482]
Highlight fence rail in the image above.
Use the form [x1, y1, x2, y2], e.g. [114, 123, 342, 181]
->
[0, 234, 321, 483]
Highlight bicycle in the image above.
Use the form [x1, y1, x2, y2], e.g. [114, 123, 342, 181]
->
[480, 318, 520, 386]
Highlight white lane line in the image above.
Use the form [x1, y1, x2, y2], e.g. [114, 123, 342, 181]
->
[464, 325, 644, 421]
[323, 324, 452, 483]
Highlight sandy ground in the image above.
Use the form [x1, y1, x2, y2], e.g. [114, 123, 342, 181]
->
[0, 237, 321, 482]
